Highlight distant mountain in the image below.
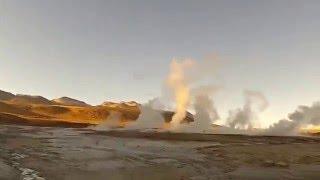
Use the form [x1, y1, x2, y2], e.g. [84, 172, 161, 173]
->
[10, 94, 54, 105]
[0, 89, 195, 128]
[0, 90, 15, 101]
[52, 97, 90, 107]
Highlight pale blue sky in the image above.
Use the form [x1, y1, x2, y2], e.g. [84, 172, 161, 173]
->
[1, 0, 320, 126]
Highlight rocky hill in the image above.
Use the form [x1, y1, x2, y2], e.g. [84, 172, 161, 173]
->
[0, 89, 194, 128]
[0, 90, 15, 101]
[10, 94, 54, 105]
[52, 97, 90, 107]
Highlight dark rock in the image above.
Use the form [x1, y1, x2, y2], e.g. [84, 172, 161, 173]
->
[0, 90, 15, 101]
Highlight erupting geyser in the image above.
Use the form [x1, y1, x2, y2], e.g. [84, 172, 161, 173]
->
[166, 59, 193, 128]
[165, 55, 220, 131]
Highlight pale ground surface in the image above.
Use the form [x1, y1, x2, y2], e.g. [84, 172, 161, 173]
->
[0, 125, 319, 180]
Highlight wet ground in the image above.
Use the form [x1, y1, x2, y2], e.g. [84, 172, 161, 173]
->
[0, 124, 319, 180]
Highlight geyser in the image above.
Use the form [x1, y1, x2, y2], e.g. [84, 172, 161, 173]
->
[165, 55, 220, 131]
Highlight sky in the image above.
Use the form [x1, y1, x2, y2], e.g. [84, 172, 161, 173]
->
[1, 0, 320, 127]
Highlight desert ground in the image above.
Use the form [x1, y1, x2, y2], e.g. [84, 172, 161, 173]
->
[0, 124, 320, 180]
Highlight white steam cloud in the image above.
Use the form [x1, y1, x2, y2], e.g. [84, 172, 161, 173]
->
[266, 102, 320, 135]
[93, 111, 122, 130]
[165, 55, 220, 131]
[166, 59, 193, 128]
[126, 98, 165, 130]
[192, 86, 220, 125]
[227, 90, 269, 130]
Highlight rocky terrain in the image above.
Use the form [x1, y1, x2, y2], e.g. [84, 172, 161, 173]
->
[52, 97, 90, 107]
[0, 125, 319, 180]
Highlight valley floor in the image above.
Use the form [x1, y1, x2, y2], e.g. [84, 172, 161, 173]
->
[0, 125, 319, 180]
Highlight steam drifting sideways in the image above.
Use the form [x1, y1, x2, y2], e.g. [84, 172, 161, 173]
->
[266, 102, 320, 135]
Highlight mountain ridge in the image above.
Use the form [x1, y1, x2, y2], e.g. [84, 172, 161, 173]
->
[0, 89, 193, 128]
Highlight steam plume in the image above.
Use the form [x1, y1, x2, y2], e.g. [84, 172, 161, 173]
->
[165, 56, 220, 130]
[93, 111, 122, 130]
[192, 86, 220, 124]
[127, 98, 165, 130]
[266, 102, 320, 135]
[166, 59, 193, 128]
[227, 90, 269, 129]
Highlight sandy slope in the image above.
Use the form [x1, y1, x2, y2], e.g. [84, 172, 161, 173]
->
[0, 99, 140, 127]
[0, 89, 145, 126]
[0, 89, 191, 128]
